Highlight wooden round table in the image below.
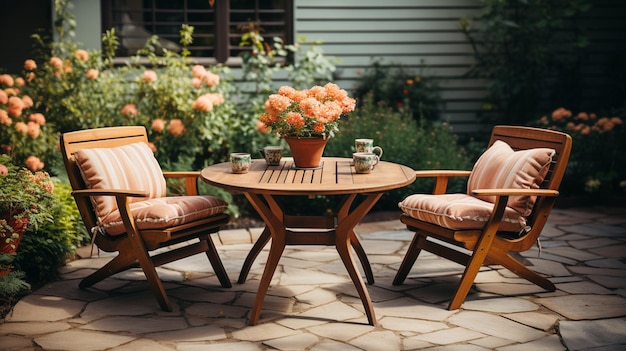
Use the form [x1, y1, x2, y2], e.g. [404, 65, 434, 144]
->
[201, 157, 415, 325]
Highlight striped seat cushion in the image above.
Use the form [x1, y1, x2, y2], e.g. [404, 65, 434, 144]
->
[467, 140, 555, 216]
[99, 196, 228, 235]
[399, 193, 526, 232]
[74, 142, 227, 235]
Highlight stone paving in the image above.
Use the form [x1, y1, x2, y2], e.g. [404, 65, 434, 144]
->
[1, 206, 626, 350]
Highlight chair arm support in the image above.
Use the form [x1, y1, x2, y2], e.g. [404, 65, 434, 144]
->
[71, 189, 149, 198]
[471, 189, 559, 197]
[71, 189, 144, 243]
[71, 189, 145, 238]
[162, 171, 200, 196]
[415, 170, 472, 195]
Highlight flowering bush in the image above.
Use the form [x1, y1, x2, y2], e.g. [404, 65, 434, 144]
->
[0, 154, 55, 251]
[533, 107, 625, 196]
[258, 83, 356, 139]
[0, 72, 57, 172]
[123, 51, 239, 170]
[10, 17, 241, 172]
[352, 61, 441, 122]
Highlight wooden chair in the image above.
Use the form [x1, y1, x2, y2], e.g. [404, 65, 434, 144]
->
[393, 125, 572, 309]
[60, 126, 232, 311]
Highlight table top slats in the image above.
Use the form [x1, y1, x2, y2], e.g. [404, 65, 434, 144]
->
[201, 157, 415, 195]
[301, 168, 315, 184]
[336, 159, 354, 185]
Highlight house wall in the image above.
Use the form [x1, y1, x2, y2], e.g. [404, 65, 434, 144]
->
[72, 0, 102, 52]
[294, 0, 486, 134]
[295, 0, 626, 135]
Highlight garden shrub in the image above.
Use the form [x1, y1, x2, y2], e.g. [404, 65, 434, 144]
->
[460, 0, 592, 124]
[531, 107, 625, 198]
[25, 26, 243, 173]
[352, 61, 441, 123]
[13, 179, 87, 286]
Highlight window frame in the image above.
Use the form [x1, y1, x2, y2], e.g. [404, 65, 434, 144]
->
[100, 0, 293, 66]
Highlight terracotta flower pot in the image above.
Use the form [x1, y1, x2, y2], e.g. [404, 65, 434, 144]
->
[0, 212, 29, 255]
[284, 136, 329, 168]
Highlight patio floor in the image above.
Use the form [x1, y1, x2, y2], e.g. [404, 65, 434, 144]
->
[1, 206, 626, 350]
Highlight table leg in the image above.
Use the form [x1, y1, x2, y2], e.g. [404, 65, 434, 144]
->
[238, 226, 271, 284]
[240, 195, 374, 285]
[336, 195, 375, 285]
[243, 193, 286, 325]
[335, 193, 383, 326]
[242, 192, 381, 326]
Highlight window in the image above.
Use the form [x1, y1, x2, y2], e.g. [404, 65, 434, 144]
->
[101, 0, 293, 64]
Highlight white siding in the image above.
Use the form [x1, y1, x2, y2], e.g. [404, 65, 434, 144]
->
[293, 0, 626, 135]
[294, 0, 486, 134]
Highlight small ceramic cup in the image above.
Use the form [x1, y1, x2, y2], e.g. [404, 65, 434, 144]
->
[353, 152, 379, 174]
[355, 138, 383, 159]
[259, 146, 283, 166]
[230, 153, 251, 174]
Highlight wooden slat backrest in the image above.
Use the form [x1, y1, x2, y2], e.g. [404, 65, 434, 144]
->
[60, 126, 150, 232]
[488, 125, 572, 190]
[487, 125, 572, 246]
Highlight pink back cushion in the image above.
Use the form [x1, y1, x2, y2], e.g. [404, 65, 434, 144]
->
[467, 140, 555, 216]
[74, 142, 167, 221]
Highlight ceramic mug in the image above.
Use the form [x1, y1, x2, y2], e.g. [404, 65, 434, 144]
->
[259, 146, 283, 166]
[355, 138, 383, 159]
[230, 153, 251, 174]
[353, 152, 379, 174]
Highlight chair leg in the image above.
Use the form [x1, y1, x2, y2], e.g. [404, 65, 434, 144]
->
[80, 242, 171, 311]
[120, 235, 172, 312]
[393, 233, 426, 286]
[79, 249, 137, 288]
[135, 251, 172, 312]
[448, 253, 484, 310]
[491, 251, 556, 291]
[201, 235, 232, 288]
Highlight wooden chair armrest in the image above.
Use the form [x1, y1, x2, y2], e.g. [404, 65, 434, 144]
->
[415, 170, 472, 195]
[71, 189, 145, 239]
[162, 171, 200, 178]
[162, 171, 200, 196]
[71, 189, 149, 198]
[471, 188, 559, 197]
[415, 170, 472, 178]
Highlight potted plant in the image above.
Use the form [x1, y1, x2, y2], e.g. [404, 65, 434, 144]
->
[0, 154, 55, 274]
[258, 83, 356, 168]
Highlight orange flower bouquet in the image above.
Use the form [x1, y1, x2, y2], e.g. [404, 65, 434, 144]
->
[258, 83, 356, 139]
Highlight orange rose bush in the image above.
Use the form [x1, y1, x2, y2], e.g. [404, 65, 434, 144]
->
[534, 107, 625, 196]
[0, 70, 56, 172]
[5, 23, 241, 173]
